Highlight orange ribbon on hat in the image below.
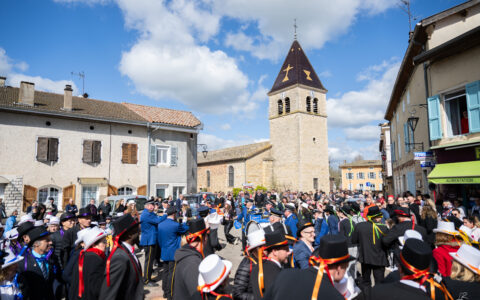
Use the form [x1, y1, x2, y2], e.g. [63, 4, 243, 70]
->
[186, 228, 209, 258]
[258, 247, 266, 298]
[197, 265, 232, 300]
[309, 254, 350, 300]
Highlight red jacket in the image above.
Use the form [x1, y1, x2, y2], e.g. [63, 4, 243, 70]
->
[433, 244, 459, 277]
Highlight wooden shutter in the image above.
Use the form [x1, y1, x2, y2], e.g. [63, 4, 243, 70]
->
[83, 140, 93, 163]
[122, 143, 130, 163]
[466, 80, 480, 133]
[62, 184, 75, 210]
[137, 185, 146, 196]
[108, 185, 118, 196]
[48, 138, 59, 161]
[23, 185, 37, 212]
[92, 141, 102, 163]
[404, 123, 410, 153]
[427, 95, 442, 140]
[170, 146, 178, 166]
[149, 144, 157, 165]
[37, 137, 48, 162]
[130, 144, 138, 164]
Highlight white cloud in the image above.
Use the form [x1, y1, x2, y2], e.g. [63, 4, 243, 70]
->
[344, 125, 380, 141]
[53, 0, 110, 5]
[220, 123, 231, 130]
[329, 142, 379, 163]
[198, 133, 268, 151]
[319, 70, 332, 78]
[327, 59, 400, 128]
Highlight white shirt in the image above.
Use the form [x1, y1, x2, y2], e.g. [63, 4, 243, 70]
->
[122, 242, 140, 266]
[400, 279, 426, 292]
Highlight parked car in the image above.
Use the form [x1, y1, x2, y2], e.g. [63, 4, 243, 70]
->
[105, 195, 148, 215]
[183, 192, 216, 217]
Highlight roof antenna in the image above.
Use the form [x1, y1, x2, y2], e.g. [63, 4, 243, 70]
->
[398, 0, 417, 40]
[71, 71, 88, 98]
[294, 18, 298, 40]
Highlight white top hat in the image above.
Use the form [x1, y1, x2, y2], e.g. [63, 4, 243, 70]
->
[127, 200, 136, 206]
[206, 213, 222, 229]
[49, 216, 60, 225]
[247, 229, 266, 251]
[301, 203, 309, 209]
[34, 220, 44, 227]
[91, 221, 99, 226]
[2, 250, 24, 269]
[19, 214, 34, 225]
[450, 244, 480, 275]
[75, 228, 91, 246]
[45, 215, 52, 220]
[83, 227, 107, 250]
[459, 225, 473, 238]
[433, 221, 458, 235]
[197, 254, 233, 293]
[5, 228, 18, 240]
[182, 200, 189, 206]
[398, 229, 423, 249]
[225, 200, 232, 206]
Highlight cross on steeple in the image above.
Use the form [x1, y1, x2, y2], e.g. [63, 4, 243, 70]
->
[294, 19, 297, 40]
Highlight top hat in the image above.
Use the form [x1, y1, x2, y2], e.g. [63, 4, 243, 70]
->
[127, 200, 136, 206]
[1, 249, 24, 269]
[166, 206, 177, 216]
[112, 214, 138, 237]
[350, 202, 360, 213]
[198, 206, 210, 218]
[5, 228, 18, 240]
[247, 229, 266, 251]
[98, 216, 107, 225]
[83, 227, 107, 250]
[75, 228, 91, 246]
[339, 205, 351, 215]
[324, 206, 335, 214]
[197, 254, 233, 293]
[246, 221, 262, 236]
[313, 235, 354, 264]
[49, 216, 60, 225]
[18, 214, 34, 225]
[264, 230, 288, 249]
[187, 218, 207, 236]
[367, 206, 382, 218]
[450, 244, 480, 275]
[398, 239, 432, 275]
[161, 199, 169, 204]
[393, 207, 410, 217]
[297, 218, 314, 235]
[446, 215, 463, 229]
[433, 221, 458, 236]
[398, 229, 423, 249]
[17, 222, 34, 240]
[27, 227, 50, 247]
[270, 208, 283, 218]
[266, 200, 275, 206]
[285, 204, 295, 211]
[60, 212, 75, 222]
[78, 208, 92, 218]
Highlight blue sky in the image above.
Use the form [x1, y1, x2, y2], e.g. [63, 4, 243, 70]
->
[0, 0, 465, 164]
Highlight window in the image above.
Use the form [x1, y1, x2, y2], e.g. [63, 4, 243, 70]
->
[346, 173, 353, 179]
[359, 183, 364, 190]
[313, 178, 318, 190]
[444, 90, 468, 136]
[357, 172, 364, 179]
[157, 145, 170, 165]
[404, 122, 414, 153]
[173, 186, 184, 200]
[368, 172, 376, 179]
[371, 184, 376, 190]
[36, 137, 58, 162]
[156, 184, 168, 198]
[228, 166, 234, 187]
[379, 171, 382, 179]
[306, 97, 311, 112]
[207, 170, 211, 187]
[397, 134, 402, 159]
[83, 140, 101, 163]
[313, 98, 318, 113]
[81, 185, 98, 207]
[150, 144, 177, 166]
[348, 183, 353, 190]
[285, 98, 290, 113]
[278, 100, 283, 115]
[348, 168, 352, 171]
[118, 186, 134, 195]
[122, 143, 138, 164]
[391, 141, 396, 162]
[38, 186, 60, 205]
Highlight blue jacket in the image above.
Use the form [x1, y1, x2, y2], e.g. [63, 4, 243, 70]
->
[293, 240, 313, 269]
[5, 215, 16, 233]
[326, 214, 339, 235]
[285, 214, 298, 238]
[157, 218, 189, 261]
[236, 206, 256, 233]
[314, 218, 329, 246]
[140, 210, 166, 246]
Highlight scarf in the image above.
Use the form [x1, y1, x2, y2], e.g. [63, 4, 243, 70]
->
[367, 216, 386, 244]
[106, 225, 140, 287]
[78, 247, 106, 297]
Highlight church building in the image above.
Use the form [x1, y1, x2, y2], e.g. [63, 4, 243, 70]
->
[197, 39, 330, 192]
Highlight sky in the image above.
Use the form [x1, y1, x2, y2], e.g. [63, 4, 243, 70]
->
[0, 0, 466, 165]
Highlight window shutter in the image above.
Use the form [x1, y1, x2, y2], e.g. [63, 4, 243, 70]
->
[427, 95, 442, 140]
[122, 143, 129, 163]
[62, 184, 75, 210]
[130, 144, 138, 164]
[404, 123, 410, 153]
[170, 146, 178, 166]
[48, 138, 59, 161]
[23, 185, 37, 212]
[83, 140, 93, 163]
[93, 141, 101, 163]
[37, 137, 48, 162]
[466, 80, 480, 133]
[149, 144, 157, 165]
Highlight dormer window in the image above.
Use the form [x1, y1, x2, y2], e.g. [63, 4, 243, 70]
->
[278, 100, 283, 115]
[306, 97, 311, 112]
[285, 98, 290, 113]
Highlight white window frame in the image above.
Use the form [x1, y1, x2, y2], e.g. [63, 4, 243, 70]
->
[155, 184, 169, 199]
[357, 172, 365, 179]
[156, 145, 171, 165]
[38, 185, 62, 206]
[443, 90, 467, 137]
[118, 185, 136, 196]
[81, 185, 99, 207]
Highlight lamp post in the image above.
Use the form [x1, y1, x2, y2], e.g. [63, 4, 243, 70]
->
[198, 144, 208, 158]
[405, 113, 424, 151]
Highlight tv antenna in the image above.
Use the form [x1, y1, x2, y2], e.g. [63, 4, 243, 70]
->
[294, 18, 298, 40]
[71, 71, 88, 98]
[399, 0, 417, 39]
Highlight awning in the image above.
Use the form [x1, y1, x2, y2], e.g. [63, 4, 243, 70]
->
[428, 161, 480, 184]
[77, 177, 108, 186]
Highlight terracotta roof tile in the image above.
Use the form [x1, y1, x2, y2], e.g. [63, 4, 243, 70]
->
[198, 141, 272, 164]
[339, 160, 382, 168]
[122, 103, 201, 128]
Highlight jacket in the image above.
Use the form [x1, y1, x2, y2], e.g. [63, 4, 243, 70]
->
[419, 216, 437, 247]
[63, 224, 82, 265]
[5, 215, 16, 232]
[339, 217, 355, 246]
[381, 221, 427, 252]
[140, 210, 166, 246]
[98, 244, 143, 300]
[250, 259, 282, 299]
[237, 206, 256, 233]
[98, 202, 112, 217]
[284, 215, 298, 238]
[442, 277, 480, 300]
[173, 244, 203, 300]
[65, 204, 78, 215]
[292, 240, 313, 269]
[51, 229, 66, 268]
[432, 245, 459, 277]
[314, 218, 329, 246]
[157, 218, 189, 261]
[359, 281, 429, 300]
[69, 250, 106, 300]
[233, 257, 256, 300]
[351, 221, 389, 266]
[326, 214, 339, 235]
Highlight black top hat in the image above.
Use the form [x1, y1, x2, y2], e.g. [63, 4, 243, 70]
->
[297, 218, 314, 235]
[446, 215, 463, 229]
[166, 206, 177, 216]
[187, 218, 207, 236]
[60, 212, 75, 222]
[367, 206, 382, 218]
[266, 200, 275, 206]
[270, 208, 283, 217]
[398, 239, 432, 274]
[112, 214, 138, 237]
[339, 205, 351, 215]
[161, 199, 169, 204]
[313, 235, 354, 264]
[285, 204, 295, 211]
[350, 202, 360, 213]
[27, 227, 50, 247]
[324, 206, 335, 214]
[264, 230, 288, 249]
[18, 222, 34, 240]
[246, 198, 254, 203]
[198, 206, 209, 218]
[393, 207, 410, 217]
[78, 208, 91, 218]
[98, 216, 107, 225]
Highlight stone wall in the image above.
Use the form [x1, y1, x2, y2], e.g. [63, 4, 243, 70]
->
[3, 176, 23, 215]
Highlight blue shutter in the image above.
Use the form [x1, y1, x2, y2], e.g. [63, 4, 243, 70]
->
[466, 81, 480, 133]
[404, 123, 410, 153]
[391, 141, 396, 162]
[427, 95, 442, 140]
[149, 144, 157, 165]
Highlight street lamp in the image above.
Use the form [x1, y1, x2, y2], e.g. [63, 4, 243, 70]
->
[405, 112, 424, 151]
[198, 144, 208, 158]
[407, 116, 419, 132]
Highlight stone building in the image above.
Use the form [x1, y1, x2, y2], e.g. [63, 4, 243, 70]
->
[0, 78, 201, 214]
[339, 160, 383, 192]
[198, 39, 330, 192]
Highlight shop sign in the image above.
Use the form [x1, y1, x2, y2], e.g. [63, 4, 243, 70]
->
[421, 161, 435, 168]
[439, 177, 480, 184]
[414, 151, 433, 160]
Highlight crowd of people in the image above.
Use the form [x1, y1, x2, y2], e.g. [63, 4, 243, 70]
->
[0, 188, 479, 300]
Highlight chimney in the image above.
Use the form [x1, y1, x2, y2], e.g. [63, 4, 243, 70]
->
[0, 76, 6, 87]
[63, 84, 73, 111]
[18, 81, 35, 106]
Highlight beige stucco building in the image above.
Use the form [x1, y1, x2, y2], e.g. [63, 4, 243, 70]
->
[339, 160, 383, 192]
[198, 39, 330, 192]
[0, 79, 201, 214]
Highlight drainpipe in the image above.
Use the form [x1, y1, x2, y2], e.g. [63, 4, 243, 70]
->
[147, 123, 151, 198]
[423, 59, 432, 148]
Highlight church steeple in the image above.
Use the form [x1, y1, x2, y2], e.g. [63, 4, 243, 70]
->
[269, 40, 326, 94]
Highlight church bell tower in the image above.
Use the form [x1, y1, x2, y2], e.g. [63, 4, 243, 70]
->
[268, 39, 330, 192]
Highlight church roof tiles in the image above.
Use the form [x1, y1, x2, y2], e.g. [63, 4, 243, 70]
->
[198, 141, 272, 164]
